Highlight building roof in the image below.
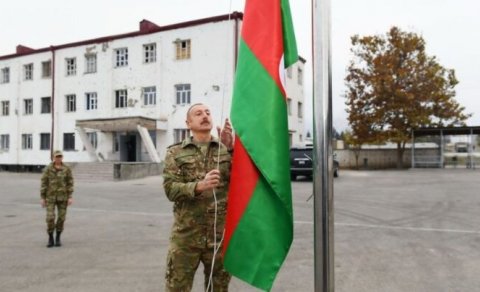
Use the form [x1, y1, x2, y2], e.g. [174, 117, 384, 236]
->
[0, 12, 244, 60]
[413, 126, 480, 137]
[361, 142, 439, 149]
[0, 12, 307, 64]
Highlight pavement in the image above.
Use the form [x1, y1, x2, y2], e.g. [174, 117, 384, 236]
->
[1, 169, 479, 292]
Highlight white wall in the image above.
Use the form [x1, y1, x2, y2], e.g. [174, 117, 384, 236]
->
[0, 17, 304, 166]
[285, 60, 306, 146]
[0, 51, 53, 165]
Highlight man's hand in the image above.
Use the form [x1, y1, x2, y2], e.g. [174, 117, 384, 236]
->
[217, 118, 233, 150]
[67, 198, 73, 206]
[41, 199, 46, 208]
[195, 169, 221, 194]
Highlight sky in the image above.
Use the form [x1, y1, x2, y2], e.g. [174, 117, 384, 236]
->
[1, 0, 479, 132]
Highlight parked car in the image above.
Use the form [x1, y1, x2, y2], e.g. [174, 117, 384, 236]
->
[290, 146, 339, 181]
[333, 154, 339, 178]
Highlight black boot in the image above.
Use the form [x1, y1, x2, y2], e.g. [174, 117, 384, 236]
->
[55, 231, 62, 247]
[47, 232, 54, 248]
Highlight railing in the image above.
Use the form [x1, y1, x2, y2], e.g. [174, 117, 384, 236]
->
[413, 155, 442, 168]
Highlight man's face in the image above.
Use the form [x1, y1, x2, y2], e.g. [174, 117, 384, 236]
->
[53, 155, 63, 164]
[186, 104, 213, 133]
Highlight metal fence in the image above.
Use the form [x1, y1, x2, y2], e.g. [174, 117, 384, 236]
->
[412, 127, 480, 169]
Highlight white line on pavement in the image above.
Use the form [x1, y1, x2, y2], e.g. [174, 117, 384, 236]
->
[6, 202, 480, 234]
[69, 206, 172, 217]
[294, 220, 480, 234]
[1, 202, 172, 217]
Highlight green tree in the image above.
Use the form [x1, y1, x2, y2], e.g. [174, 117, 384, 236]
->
[345, 27, 471, 168]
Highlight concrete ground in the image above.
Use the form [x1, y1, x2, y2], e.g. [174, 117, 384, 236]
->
[0, 169, 479, 292]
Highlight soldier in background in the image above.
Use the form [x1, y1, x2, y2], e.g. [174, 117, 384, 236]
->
[163, 103, 233, 291]
[40, 150, 74, 248]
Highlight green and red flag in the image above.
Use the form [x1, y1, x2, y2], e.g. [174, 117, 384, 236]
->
[223, 0, 298, 290]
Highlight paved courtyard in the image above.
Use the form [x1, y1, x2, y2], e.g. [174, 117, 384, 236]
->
[1, 169, 479, 291]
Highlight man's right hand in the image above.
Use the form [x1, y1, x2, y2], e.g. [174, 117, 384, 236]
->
[41, 199, 46, 208]
[195, 169, 221, 194]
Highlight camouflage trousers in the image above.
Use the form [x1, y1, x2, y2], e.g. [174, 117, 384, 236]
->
[46, 199, 68, 233]
[165, 241, 231, 291]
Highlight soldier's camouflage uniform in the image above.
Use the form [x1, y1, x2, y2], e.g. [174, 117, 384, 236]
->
[163, 136, 232, 292]
[40, 163, 74, 233]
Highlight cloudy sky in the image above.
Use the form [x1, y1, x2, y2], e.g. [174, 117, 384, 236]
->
[1, 0, 478, 131]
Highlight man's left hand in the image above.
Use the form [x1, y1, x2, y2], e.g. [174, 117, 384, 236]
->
[67, 198, 73, 206]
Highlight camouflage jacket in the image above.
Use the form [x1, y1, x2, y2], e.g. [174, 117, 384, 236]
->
[163, 136, 232, 245]
[40, 163, 74, 200]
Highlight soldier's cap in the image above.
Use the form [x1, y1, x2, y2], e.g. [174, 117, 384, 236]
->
[53, 150, 63, 157]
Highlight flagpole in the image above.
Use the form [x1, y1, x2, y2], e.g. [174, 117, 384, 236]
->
[312, 0, 334, 291]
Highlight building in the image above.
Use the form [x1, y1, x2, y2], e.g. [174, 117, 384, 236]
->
[0, 12, 306, 170]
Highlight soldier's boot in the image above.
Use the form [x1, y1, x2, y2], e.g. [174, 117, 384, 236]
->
[47, 232, 54, 248]
[55, 231, 62, 247]
[55, 231, 62, 246]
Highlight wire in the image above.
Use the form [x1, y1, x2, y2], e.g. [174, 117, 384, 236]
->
[206, 0, 234, 290]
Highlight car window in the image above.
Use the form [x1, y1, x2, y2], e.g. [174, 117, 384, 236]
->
[291, 148, 313, 159]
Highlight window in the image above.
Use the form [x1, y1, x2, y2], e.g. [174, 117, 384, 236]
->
[22, 134, 33, 150]
[175, 84, 191, 105]
[143, 86, 156, 106]
[24, 99, 33, 115]
[0, 134, 9, 151]
[297, 68, 303, 85]
[66, 58, 76, 76]
[40, 133, 50, 150]
[63, 133, 75, 151]
[87, 132, 98, 149]
[1, 101, 9, 116]
[1, 67, 9, 83]
[143, 43, 156, 63]
[66, 94, 76, 112]
[114, 48, 128, 67]
[299, 134, 303, 142]
[85, 54, 97, 73]
[24, 63, 33, 80]
[174, 129, 190, 143]
[42, 61, 51, 78]
[287, 98, 292, 116]
[286, 67, 292, 79]
[298, 102, 303, 118]
[41, 97, 51, 114]
[175, 39, 191, 60]
[115, 90, 128, 108]
[86, 92, 98, 110]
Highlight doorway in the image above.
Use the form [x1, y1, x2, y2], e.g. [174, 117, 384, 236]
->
[120, 133, 137, 162]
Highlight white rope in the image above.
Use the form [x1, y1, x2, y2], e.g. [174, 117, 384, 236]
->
[206, 189, 219, 292]
[206, 0, 234, 290]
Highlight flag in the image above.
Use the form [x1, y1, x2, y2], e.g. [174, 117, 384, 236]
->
[223, 0, 298, 290]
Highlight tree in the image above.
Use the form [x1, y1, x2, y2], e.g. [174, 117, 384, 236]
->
[332, 127, 341, 139]
[342, 130, 362, 169]
[345, 27, 471, 168]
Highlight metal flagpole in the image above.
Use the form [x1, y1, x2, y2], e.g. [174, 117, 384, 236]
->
[312, 0, 334, 291]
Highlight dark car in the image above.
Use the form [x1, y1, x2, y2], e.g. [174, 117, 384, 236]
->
[290, 147, 339, 181]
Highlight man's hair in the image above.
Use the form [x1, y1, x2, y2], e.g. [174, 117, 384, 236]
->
[186, 103, 206, 119]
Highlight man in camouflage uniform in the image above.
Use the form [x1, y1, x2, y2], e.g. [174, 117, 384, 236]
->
[163, 103, 233, 291]
[40, 150, 74, 248]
